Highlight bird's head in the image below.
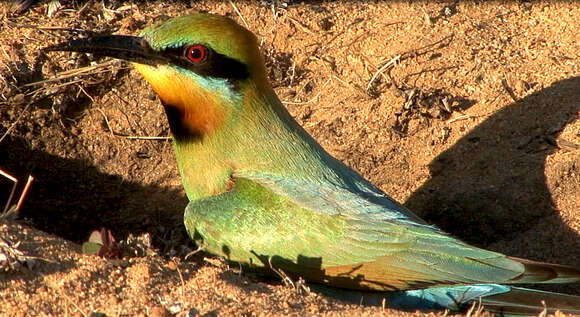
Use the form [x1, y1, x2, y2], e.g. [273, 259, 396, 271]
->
[46, 14, 270, 141]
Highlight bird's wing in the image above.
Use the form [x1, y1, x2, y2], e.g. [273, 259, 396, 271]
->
[186, 171, 580, 291]
[236, 169, 428, 223]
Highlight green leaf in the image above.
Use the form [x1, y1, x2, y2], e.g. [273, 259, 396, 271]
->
[82, 241, 103, 255]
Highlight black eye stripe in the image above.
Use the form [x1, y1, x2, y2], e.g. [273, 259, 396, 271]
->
[162, 45, 249, 83]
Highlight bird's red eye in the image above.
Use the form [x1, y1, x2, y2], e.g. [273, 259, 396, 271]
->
[185, 44, 207, 63]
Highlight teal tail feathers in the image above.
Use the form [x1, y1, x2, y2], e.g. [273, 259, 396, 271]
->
[387, 284, 580, 316]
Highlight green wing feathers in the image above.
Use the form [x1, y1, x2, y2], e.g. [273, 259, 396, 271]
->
[184, 177, 349, 269]
[184, 175, 580, 291]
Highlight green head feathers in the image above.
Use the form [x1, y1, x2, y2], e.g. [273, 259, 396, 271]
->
[140, 14, 266, 79]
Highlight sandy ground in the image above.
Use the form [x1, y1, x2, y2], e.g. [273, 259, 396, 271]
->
[0, 1, 579, 316]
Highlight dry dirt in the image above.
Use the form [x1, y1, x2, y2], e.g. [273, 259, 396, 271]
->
[0, 1, 579, 316]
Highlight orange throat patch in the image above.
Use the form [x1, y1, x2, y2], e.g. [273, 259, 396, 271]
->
[134, 63, 227, 140]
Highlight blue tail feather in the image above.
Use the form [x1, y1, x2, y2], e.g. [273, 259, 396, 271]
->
[387, 284, 511, 310]
[387, 284, 510, 311]
[388, 285, 580, 315]
[311, 283, 580, 315]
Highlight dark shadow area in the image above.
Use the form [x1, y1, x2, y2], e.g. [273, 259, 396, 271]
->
[0, 135, 190, 252]
[404, 76, 580, 262]
[218, 269, 274, 295]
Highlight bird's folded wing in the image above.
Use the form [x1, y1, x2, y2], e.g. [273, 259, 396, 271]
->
[187, 171, 531, 290]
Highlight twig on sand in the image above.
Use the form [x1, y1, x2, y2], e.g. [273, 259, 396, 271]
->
[228, 1, 249, 29]
[0, 101, 32, 146]
[367, 34, 454, 91]
[367, 55, 401, 91]
[282, 77, 332, 105]
[126, 136, 171, 141]
[1, 170, 34, 217]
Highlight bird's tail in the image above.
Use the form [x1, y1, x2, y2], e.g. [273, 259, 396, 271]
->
[506, 256, 580, 284]
[483, 287, 580, 316]
[387, 284, 580, 316]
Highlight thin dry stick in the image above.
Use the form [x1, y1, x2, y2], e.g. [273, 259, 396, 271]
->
[184, 245, 206, 260]
[368, 33, 453, 90]
[174, 261, 186, 305]
[22, 60, 120, 87]
[501, 78, 519, 102]
[0, 170, 17, 214]
[0, 102, 32, 145]
[58, 289, 89, 317]
[421, 7, 433, 26]
[282, 77, 332, 105]
[367, 55, 401, 90]
[465, 298, 483, 317]
[7, 21, 89, 34]
[406, 33, 454, 57]
[95, 108, 116, 137]
[126, 136, 171, 140]
[24, 79, 85, 98]
[446, 114, 477, 124]
[228, 0, 249, 28]
[286, 16, 314, 35]
[76, 84, 94, 103]
[15, 175, 34, 212]
[267, 256, 295, 289]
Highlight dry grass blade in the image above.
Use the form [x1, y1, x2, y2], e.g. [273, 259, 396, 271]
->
[21, 60, 121, 88]
[228, 0, 249, 29]
[538, 300, 547, 317]
[265, 256, 310, 295]
[367, 54, 401, 91]
[464, 299, 484, 317]
[366, 33, 453, 92]
[171, 258, 187, 305]
[95, 108, 116, 137]
[282, 77, 332, 105]
[184, 245, 206, 261]
[286, 16, 314, 35]
[0, 101, 32, 145]
[1, 170, 34, 219]
[15, 175, 34, 212]
[16, 60, 124, 116]
[446, 114, 477, 124]
[8, 21, 93, 35]
[267, 256, 296, 289]
[0, 169, 18, 215]
[126, 136, 172, 140]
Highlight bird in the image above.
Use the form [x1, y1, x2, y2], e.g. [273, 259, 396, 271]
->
[45, 13, 580, 315]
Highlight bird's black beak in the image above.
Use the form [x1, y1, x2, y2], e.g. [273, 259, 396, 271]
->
[44, 35, 167, 66]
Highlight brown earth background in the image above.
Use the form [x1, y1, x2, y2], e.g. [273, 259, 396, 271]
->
[0, 1, 579, 316]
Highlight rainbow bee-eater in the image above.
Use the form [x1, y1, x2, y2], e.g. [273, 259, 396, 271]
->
[46, 13, 580, 315]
